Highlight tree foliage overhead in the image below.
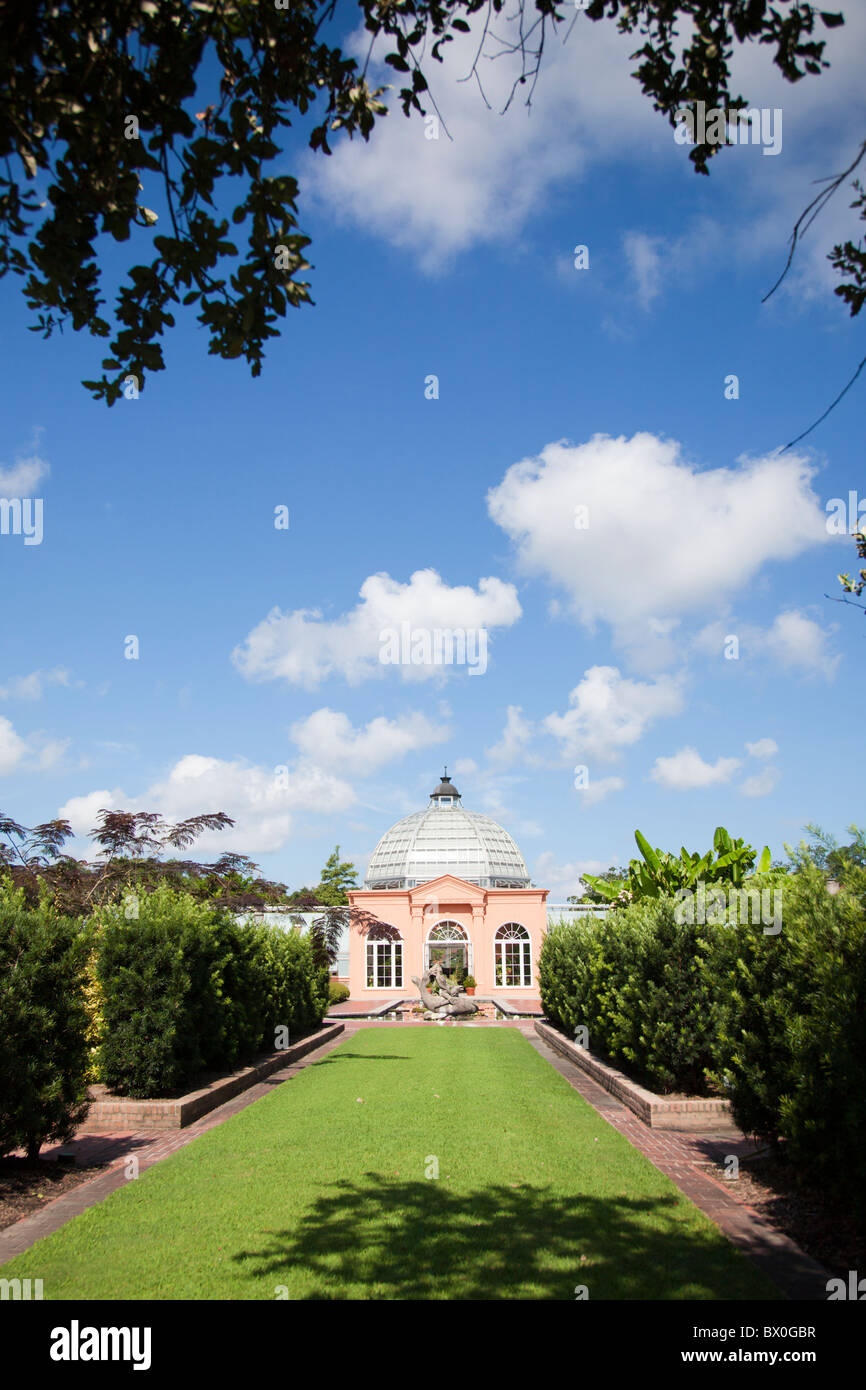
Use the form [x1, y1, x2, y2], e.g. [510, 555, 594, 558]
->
[832, 522, 866, 615]
[1, 0, 390, 403]
[0, 804, 292, 912]
[0, 1, 856, 404]
[587, 2, 843, 170]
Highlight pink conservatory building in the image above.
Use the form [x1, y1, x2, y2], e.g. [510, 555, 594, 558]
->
[346, 771, 548, 1001]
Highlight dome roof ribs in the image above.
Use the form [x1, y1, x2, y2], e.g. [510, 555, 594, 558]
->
[364, 769, 530, 890]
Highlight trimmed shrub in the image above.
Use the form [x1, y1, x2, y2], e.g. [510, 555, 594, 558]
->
[275, 928, 330, 1035]
[96, 886, 329, 1098]
[709, 861, 866, 1208]
[540, 899, 717, 1094]
[0, 880, 93, 1158]
[82, 944, 105, 1084]
[538, 915, 603, 1042]
[328, 979, 350, 1004]
[782, 865, 866, 1205]
[96, 888, 212, 1097]
[541, 863, 866, 1207]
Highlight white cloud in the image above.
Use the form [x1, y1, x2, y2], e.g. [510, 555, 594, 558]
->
[0, 716, 28, 774]
[34, 738, 69, 770]
[623, 231, 665, 310]
[305, 14, 653, 270]
[746, 738, 778, 760]
[764, 610, 840, 678]
[577, 775, 625, 809]
[544, 665, 684, 763]
[148, 755, 355, 855]
[232, 568, 521, 688]
[302, 2, 866, 297]
[533, 851, 608, 900]
[488, 434, 829, 663]
[57, 788, 126, 837]
[650, 746, 741, 791]
[0, 715, 68, 774]
[486, 705, 534, 764]
[289, 708, 448, 774]
[740, 766, 781, 798]
[0, 668, 74, 700]
[452, 757, 478, 777]
[695, 611, 838, 678]
[60, 756, 356, 857]
[622, 220, 727, 315]
[513, 819, 544, 839]
[0, 452, 49, 496]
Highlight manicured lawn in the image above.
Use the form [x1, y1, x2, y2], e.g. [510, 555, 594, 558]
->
[1, 1027, 780, 1299]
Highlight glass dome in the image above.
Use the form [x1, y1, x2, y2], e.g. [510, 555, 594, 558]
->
[364, 770, 531, 889]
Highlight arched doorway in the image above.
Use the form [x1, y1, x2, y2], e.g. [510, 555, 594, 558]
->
[425, 921, 470, 980]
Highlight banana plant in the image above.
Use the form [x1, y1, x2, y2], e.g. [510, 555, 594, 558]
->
[582, 826, 772, 903]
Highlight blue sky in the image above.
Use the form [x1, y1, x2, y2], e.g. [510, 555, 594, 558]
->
[1, 7, 864, 897]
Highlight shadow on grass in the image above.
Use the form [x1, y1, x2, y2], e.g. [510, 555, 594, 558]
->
[309, 1053, 411, 1064]
[231, 1174, 770, 1300]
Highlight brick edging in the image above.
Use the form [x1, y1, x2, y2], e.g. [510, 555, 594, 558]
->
[78, 1022, 345, 1131]
[0, 1022, 357, 1265]
[526, 1029, 832, 1300]
[535, 1021, 734, 1131]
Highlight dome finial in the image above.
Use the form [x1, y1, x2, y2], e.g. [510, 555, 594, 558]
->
[430, 768, 460, 801]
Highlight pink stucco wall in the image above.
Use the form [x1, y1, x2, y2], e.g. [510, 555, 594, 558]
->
[346, 874, 548, 997]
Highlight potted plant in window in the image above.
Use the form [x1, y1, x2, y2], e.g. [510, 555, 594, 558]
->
[462, 974, 477, 996]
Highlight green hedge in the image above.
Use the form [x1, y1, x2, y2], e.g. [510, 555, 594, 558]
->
[0, 881, 93, 1158]
[539, 865, 866, 1207]
[96, 885, 328, 1098]
[710, 862, 866, 1207]
[539, 898, 717, 1094]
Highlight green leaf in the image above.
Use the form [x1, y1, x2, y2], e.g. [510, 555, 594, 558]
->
[581, 875, 619, 901]
[635, 830, 660, 871]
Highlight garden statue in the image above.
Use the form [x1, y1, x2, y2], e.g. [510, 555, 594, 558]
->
[412, 961, 478, 1018]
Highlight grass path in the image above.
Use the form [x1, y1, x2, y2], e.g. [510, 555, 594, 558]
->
[1, 1027, 779, 1299]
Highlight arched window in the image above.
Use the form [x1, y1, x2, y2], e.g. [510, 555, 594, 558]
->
[425, 920, 470, 978]
[494, 923, 532, 988]
[365, 924, 403, 990]
[427, 921, 468, 942]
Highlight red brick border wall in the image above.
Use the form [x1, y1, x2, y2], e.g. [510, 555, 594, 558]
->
[535, 1021, 734, 1131]
[78, 1022, 345, 1131]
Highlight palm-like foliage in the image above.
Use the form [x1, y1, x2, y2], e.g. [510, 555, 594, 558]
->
[582, 826, 772, 904]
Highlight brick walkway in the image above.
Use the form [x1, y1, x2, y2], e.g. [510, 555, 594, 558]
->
[0, 1019, 831, 1300]
[520, 1026, 830, 1301]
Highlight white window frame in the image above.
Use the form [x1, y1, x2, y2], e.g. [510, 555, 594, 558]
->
[494, 922, 532, 988]
[365, 933, 403, 990]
